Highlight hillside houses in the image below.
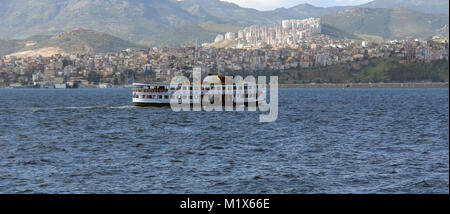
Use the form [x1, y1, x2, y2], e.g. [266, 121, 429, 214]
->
[0, 36, 448, 87]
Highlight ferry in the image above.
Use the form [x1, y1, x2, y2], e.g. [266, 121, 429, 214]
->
[132, 75, 266, 107]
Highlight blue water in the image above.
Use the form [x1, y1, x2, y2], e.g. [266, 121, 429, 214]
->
[0, 88, 448, 194]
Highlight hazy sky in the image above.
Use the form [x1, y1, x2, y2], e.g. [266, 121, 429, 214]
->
[221, 0, 373, 10]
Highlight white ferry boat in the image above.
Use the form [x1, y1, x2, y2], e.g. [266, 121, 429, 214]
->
[132, 75, 266, 107]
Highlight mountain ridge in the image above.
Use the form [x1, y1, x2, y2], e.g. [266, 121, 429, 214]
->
[0, 0, 448, 48]
[322, 7, 449, 40]
[361, 0, 449, 15]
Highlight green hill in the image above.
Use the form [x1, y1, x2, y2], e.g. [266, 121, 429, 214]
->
[361, 0, 449, 15]
[251, 58, 449, 84]
[322, 8, 449, 40]
[321, 24, 362, 40]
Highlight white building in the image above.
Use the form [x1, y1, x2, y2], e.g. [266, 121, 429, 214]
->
[99, 83, 113, 88]
[237, 17, 322, 47]
[225, 32, 236, 41]
[55, 83, 67, 89]
[214, 34, 224, 43]
[238, 30, 245, 39]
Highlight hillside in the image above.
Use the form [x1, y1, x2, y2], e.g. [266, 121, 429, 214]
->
[0, 0, 197, 44]
[322, 8, 449, 40]
[361, 0, 449, 15]
[321, 24, 362, 40]
[178, 1, 349, 25]
[266, 4, 350, 21]
[0, 29, 146, 57]
[250, 58, 449, 84]
[34, 29, 146, 54]
[0, 39, 23, 56]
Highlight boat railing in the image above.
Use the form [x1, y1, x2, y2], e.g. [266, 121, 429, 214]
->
[133, 89, 169, 93]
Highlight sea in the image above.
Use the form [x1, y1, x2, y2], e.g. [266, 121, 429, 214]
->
[0, 88, 448, 194]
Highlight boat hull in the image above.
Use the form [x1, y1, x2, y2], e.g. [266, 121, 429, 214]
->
[133, 102, 171, 107]
[133, 101, 261, 107]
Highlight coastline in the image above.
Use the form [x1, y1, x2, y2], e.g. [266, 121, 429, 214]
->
[280, 82, 449, 88]
[1, 82, 449, 89]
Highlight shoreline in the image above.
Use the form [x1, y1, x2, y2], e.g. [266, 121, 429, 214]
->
[280, 82, 449, 88]
[1, 82, 449, 89]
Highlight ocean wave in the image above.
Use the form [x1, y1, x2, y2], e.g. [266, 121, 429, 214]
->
[108, 105, 136, 109]
[30, 105, 109, 112]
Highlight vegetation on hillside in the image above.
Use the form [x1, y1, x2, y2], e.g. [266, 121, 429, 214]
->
[227, 58, 449, 84]
[361, 0, 449, 15]
[0, 40, 23, 56]
[322, 8, 449, 40]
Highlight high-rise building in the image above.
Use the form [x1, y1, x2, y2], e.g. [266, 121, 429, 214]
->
[225, 32, 236, 41]
[233, 17, 322, 47]
[238, 30, 245, 39]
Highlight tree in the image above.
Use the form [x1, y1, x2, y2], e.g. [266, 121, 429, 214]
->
[87, 71, 100, 84]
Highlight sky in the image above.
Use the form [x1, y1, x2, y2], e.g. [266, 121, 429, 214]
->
[221, 0, 374, 11]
